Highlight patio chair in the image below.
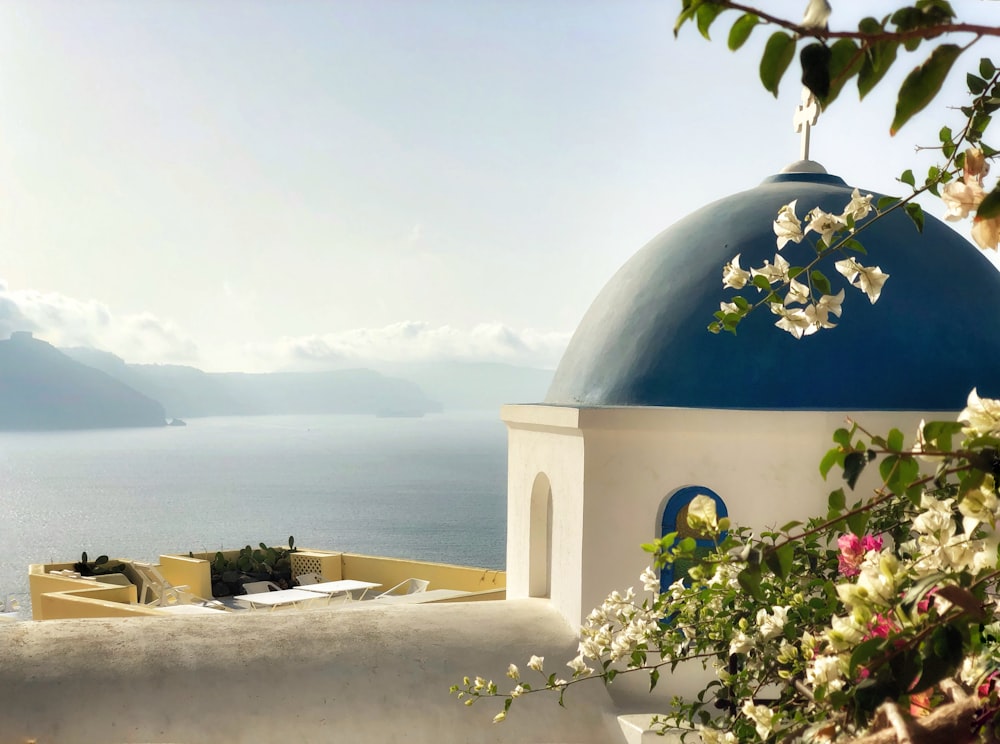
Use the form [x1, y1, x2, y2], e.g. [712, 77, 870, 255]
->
[373, 578, 430, 599]
[128, 561, 229, 610]
[294, 572, 325, 586]
[242, 580, 282, 594]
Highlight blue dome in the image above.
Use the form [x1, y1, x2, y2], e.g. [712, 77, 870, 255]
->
[546, 171, 1000, 410]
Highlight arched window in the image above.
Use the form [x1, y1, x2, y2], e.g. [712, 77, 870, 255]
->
[659, 486, 728, 592]
[528, 473, 553, 598]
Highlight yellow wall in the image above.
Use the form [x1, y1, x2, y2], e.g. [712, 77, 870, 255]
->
[340, 553, 505, 593]
[159, 554, 213, 598]
[39, 588, 158, 620]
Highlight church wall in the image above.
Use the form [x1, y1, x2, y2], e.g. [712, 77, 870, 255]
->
[575, 406, 934, 630]
[504, 405, 587, 624]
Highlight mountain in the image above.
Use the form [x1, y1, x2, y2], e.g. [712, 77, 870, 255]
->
[368, 361, 554, 410]
[60, 348, 442, 418]
[0, 333, 166, 430]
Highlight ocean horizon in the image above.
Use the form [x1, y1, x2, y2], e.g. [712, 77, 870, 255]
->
[0, 410, 508, 614]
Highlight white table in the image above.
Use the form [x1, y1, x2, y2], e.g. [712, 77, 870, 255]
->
[298, 580, 381, 601]
[371, 589, 467, 604]
[233, 588, 327, 611]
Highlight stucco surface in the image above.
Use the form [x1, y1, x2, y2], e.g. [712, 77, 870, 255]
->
[0, 599, 624, 744]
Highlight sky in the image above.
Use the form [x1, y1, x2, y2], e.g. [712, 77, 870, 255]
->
[0, 0, 996, 373]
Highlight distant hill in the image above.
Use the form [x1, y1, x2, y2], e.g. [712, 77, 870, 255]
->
[0, 333, 166, 430]
[369, 361, 554, 411]
[61, 347, 443, 418]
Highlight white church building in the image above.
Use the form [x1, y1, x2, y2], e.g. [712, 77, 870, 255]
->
[4, 152, 1000, 742]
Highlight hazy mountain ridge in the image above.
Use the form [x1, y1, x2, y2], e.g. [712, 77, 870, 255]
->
[0, 334, 166, 430]
[61, 348, 443, 418]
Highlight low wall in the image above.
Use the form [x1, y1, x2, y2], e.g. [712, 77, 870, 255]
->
[0, 600, 622, 744]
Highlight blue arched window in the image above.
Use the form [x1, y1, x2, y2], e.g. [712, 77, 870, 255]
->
[659, 486, 728, 592]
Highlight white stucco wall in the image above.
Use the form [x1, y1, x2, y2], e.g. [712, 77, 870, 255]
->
[0, 599, 625, 744]
[504, 405, 938, 628]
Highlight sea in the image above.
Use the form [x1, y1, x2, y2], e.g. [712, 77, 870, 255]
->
[0, 411, 508, 616]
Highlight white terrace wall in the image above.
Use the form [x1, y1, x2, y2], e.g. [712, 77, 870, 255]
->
[504, 404, 936, 630]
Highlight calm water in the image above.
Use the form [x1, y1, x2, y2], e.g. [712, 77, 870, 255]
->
[0, 412, 508, 613]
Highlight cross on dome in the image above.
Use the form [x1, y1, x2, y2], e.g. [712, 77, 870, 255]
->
[793, 87, 821, 161]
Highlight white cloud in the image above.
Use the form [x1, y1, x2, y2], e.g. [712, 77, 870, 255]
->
[0, 281, 200, 364]
[267, 321, 571, 370]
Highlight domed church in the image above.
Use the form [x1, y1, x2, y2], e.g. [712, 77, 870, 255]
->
[503, 119, 1000, 645]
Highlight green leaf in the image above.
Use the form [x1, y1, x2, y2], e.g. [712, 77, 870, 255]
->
[752, 274, 772, 291]
[727, 13, 759, 51]
[843, 451, 870, 489]
[891, 44, 962, 135]
[977, 185, 1000, 220]
[845, 508, 870, 536]
[900, 169, 915, 187]
[810, 269, 831, 295]
[820, 448, 843, 480]
[696, 2, 725, 40]
[980, 57, 996, 79]
[824, 39, 864, 107]
[759, 31, 796, 98]
[877, 196, 900, 211]
[737, 564, 764, 601]
[904, 202, 925, 232]
[649, 667, 660, 692]
[859, 40, 899, 100]
[887, 428, 904, 451]
[828, 488, 846, 512]
[833, 427, 853, 448]
[968, 73, 987, 95]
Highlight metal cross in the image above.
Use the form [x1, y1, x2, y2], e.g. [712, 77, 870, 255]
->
[793, 87, 821, 161]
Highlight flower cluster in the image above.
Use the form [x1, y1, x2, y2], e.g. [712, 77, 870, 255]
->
[455, 392, 1000, 742]
[942, 147, 1000, 250]
[715, 189, 888, 339]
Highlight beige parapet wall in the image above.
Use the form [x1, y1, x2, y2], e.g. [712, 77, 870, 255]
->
[0, 600, 623, 744]
[30, 549, 506, 620]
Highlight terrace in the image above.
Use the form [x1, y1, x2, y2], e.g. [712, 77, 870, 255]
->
[28, 547, 505, 620]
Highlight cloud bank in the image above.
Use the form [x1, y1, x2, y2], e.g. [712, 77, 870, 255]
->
[0, 281, 570, 371]
[267, 322, 571, 371]
[0, 280, 200, 365]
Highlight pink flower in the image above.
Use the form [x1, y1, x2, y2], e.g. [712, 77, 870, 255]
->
[837, 533, 882, 577]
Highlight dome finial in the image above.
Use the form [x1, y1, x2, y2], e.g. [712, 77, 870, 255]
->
[793, 87, 821, 161]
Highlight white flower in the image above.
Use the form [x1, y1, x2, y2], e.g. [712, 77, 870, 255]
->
[973, 215, 1000, 250]
[805, 207, 847, 246]
[841, 188, 874, 223]
[751, 253, 791, 285]
[756, 605, 790, 640]
[774, 200, 804, 249]
[960, 388, 1000, 437]
[803, 290, 844, 330]
[687, 494, 718, 533]
[722, 254, 751, 289]
[640, 566, 660, 594]
[826, 615, 864, 650]
[719, 300, 741, 316]
[493, 710, 507, 723]
[942, 179, 986, 221]
[959, 479, 1000, 533]
[912, 493, 957, 539]
[771, 304, 813, 339]
[806, 654, 845, 690]
[510, 684, 524, 698]
[527, 655, 544, 673]
[729, 631, 755, 655]
[567, 655, 593, 677]
[700, 726, 738, 744]
[741, 701, 777, 740]
[834, 258, 889, 303]
[506, 664, 519, 680]
[784, 278, 810, 306]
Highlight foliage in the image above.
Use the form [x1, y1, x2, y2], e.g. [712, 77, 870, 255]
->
[454, 397, 1000, 741]
[208, 536, 296, 597]
[451, 3, 1000, 742]
[674, 1, 1000, 335]
[73, 551, 126, 577]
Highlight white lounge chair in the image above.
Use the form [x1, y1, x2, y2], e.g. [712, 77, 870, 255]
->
[128, 561, 229, 611]
[242, 580, 283, 594]
[373, 578, 429, 599]
[294, 572, 325, 586]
